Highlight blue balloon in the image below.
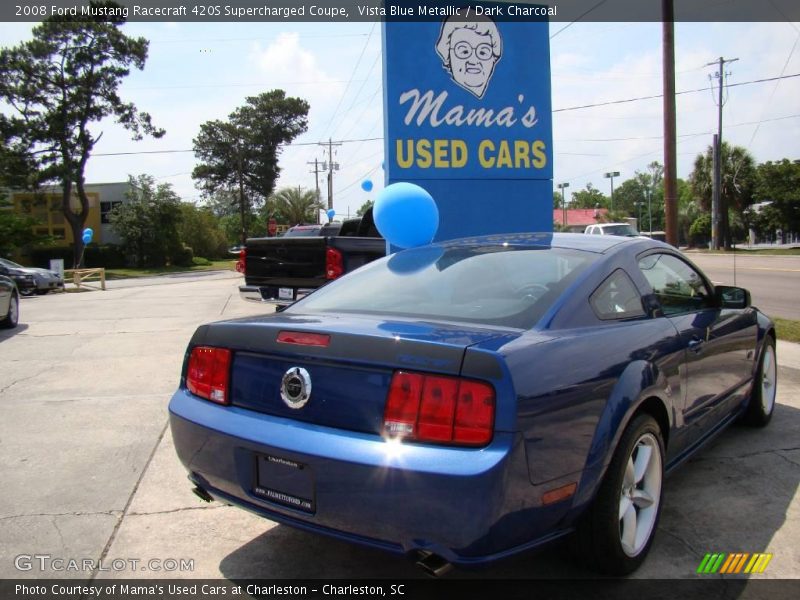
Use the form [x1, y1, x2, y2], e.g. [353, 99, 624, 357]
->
[326, 209, 336, 221]
[361, 179, 373, 192]
[374, 182, 439, 249]
[82, 232, 92, 244]
[83, 227, 94, 237]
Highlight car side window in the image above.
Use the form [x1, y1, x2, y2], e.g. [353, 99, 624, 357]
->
[637, 253, 712, 316]
[590, 269, 645, 320]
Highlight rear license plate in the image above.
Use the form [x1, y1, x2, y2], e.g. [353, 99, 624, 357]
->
[278, 287, 293, 301]
[254, 454, 314, 513]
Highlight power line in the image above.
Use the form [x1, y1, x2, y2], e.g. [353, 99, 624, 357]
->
[549, 0, 609, 40]
[89, 74, 799, 158]
[126, 79, 369, 91]
[316, 23, 377, 143]
[552, 73, 800, 113]
[745, 33, 800, 149]
[91, 137, 383, 157]
[557, 114, 800, 142]
[149, 33, 370, 44]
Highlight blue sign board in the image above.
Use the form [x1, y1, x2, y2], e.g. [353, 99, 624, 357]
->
[383, 7, 553, 241]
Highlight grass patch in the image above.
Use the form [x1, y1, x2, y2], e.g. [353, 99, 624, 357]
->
[104, 260, 236, 279]
[774, 318, 800, 344]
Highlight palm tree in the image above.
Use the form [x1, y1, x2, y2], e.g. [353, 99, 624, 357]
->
[269, 187, 324, 225]
[689, 143, 756, 248]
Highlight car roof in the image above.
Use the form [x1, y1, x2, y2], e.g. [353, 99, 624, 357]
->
[435, 232, 663, 254]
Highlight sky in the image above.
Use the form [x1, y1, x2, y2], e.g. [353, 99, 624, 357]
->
[0, 15, 798, 222]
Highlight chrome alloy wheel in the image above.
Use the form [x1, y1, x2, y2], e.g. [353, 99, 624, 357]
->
[619, 432, 662, 557]
[760, 344, 777, 416]
[9, 294, 18, 324]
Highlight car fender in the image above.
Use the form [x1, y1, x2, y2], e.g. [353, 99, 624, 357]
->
[753, 311, 776, 375]
[569, 358, 673, 511]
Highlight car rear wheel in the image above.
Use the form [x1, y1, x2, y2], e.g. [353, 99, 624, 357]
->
[741, 337, 777, 427]
[1, 292, 19, 329]
[573, 413, 665, 575]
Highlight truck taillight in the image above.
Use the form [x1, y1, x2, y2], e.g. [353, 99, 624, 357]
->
[235, 248, 246, 273]
[326, 247, 344, 279]
[186, 346, 231, 405]
[383, 371, 495, 446]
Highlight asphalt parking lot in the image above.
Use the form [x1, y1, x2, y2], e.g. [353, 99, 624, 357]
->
[0, 271, 798, 581]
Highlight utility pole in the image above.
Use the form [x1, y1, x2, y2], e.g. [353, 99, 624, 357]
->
[557, 182, 570, 228]
[662, 0, 678, 247]
[319, 138, 342, 211]
[308, 158, 323, 224]
[604, 171, 620, 212]
[706, 55, 738, 249]
[235, 139, 247, 245]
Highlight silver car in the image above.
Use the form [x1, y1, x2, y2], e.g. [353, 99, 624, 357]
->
[0, 258, 64, 295]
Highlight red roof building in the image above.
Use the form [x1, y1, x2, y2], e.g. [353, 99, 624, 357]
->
[553, 208, 610, 232]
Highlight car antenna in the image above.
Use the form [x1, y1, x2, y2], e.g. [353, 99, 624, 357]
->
[732, 237, 737, 287]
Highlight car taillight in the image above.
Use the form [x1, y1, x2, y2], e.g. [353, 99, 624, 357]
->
[326, 247, 344, 279]
[186, 346, 231, 405]
[383, 371, 495, 446]
[277, 330, 331, 347]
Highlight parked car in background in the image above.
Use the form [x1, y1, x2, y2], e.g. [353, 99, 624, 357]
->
[585, 223, 640, 237]
[0, 274, 20, 329]
[171, 233, 775, 575]
[0, 258, 64, 295]
[0, 260, 37, 296]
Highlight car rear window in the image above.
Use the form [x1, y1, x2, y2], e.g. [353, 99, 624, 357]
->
[602, 224, 639, 236]
[283, 226, 322, 237]
[288, 245, 598, 329]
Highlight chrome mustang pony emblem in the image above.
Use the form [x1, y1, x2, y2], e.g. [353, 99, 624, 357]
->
[280, 367, 311, 409]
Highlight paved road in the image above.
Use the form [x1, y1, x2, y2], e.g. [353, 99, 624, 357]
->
[686, 253, 800, 321]
[1, 272, 798, 582]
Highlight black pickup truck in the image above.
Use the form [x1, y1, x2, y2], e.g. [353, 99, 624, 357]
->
[239, 210, 385, 304]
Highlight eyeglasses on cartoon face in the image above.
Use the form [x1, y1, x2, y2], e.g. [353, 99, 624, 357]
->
[452, 41, 494, 61]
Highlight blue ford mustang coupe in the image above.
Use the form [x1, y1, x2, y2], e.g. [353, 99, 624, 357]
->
[169, 233, 776, 575]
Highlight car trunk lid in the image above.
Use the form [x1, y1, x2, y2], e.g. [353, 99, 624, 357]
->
[194, 313, 517, 436]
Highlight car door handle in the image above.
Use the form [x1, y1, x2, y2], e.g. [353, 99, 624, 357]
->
[688, 338, 704, 353]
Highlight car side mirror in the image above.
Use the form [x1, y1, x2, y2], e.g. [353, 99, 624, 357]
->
[716, 285, 751, 309]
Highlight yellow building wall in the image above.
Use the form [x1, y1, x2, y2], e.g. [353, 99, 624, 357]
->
[12, 192, 102, 244]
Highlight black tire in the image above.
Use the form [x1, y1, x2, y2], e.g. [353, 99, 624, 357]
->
[741, 337, 777, 428]
[20, 288, 35, 297]
[1, 292, 19, 329]
[572, 413, 665, 575]
[35, 289, 49, 295]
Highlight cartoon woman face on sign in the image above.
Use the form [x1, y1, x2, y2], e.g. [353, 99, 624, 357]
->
[435, 15, 502, 99]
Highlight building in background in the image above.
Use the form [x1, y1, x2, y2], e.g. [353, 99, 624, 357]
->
[554, 208, 610, 233]
[7, 181, 130, 245]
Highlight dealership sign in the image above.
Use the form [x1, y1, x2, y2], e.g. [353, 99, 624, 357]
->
[383, 6, 553, 240]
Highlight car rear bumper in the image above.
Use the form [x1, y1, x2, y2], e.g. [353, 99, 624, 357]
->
[168, 389, 573, 565]
[239, 285, 313, 305]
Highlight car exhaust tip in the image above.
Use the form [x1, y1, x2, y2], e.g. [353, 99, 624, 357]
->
[415, 551, 452, 578]
[192, 485, 214, 503]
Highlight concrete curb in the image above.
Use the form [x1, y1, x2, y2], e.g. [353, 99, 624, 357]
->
[777, 340, 800, 370]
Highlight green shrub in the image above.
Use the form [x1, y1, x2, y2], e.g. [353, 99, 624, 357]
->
[171, 245, 194, 267]
[192, 256, 212, 266]
[27, 244, 128, 269]
[689, 214, 711, 247]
